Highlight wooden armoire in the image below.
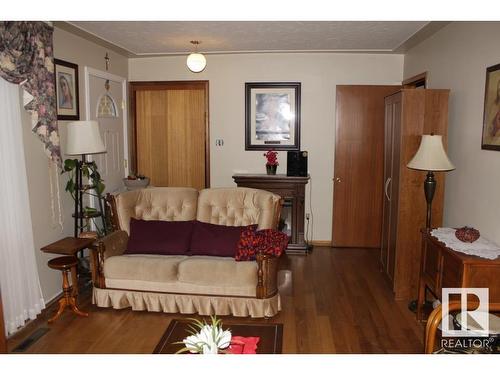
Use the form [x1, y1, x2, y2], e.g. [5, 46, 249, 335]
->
[380, 89, 450, 301]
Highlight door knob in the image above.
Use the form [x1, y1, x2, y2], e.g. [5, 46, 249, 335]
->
[335, 177, 342, 183]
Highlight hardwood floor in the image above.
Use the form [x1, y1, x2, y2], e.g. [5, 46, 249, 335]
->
[6, 247, 424, 354]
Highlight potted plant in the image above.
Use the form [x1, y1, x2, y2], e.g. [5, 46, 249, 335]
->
[61, 158, 106, 235]
[263, 150, 279, 175]
[176, 316, 232, 354]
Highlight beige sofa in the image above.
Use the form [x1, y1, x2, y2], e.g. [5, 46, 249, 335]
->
[90, 187, 283, 318]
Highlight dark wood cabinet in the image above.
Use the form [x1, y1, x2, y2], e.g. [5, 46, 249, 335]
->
[380, 89, 450, 300]
[417, 229, 500, 321]
[232, 174, 310, 254]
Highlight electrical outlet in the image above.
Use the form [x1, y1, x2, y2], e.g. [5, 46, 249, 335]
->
[215, 139, 224, 146]
[306, 213, 310, 220]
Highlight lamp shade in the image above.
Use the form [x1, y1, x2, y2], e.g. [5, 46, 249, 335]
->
[65, 120, 106, 155]
[186, 52, 206, 73]
[407, 134, 455, 171]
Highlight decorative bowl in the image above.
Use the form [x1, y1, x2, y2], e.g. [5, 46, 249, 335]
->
[123, 177, 150, 189]
[455, 226, 480, 243]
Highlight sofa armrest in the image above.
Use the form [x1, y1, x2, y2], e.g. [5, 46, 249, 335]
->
[99, 230, 129, 259]
[256, 253, 279, 299]
[90, 230, 129, 289]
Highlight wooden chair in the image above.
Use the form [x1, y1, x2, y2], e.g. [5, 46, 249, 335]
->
[425, 301, 500, 353]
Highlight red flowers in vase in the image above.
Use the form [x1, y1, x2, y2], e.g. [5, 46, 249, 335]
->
[263, 150, 278, 175]
[263, 150, 279, 166]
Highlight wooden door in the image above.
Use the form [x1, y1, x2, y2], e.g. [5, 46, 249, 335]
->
[87, 70, 127, 194]
[381, 92, 402, 280]
[380, 99, 393, 273]
[132, 82, 209, 190]
[332, 85, 400, 248]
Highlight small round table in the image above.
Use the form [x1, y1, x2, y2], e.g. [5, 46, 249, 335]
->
[47, 256, 88, 323]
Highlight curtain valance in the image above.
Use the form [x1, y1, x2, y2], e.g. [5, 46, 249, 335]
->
[0, 21, 61, 166]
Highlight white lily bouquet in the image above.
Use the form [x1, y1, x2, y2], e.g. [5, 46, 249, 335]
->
[176, 316, 232, 354]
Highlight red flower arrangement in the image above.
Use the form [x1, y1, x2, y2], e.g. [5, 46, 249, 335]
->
[263, 150, 279, 166]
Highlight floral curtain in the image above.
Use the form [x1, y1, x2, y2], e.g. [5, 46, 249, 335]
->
[0, 21, 61, 166]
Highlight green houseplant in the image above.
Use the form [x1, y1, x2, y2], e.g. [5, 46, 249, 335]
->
[62, 158, 106, 234]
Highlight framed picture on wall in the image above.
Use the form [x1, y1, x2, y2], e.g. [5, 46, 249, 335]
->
[54, 58, 80, 120]
[481, 63, 500, 150]
[245, 82, 301, 150]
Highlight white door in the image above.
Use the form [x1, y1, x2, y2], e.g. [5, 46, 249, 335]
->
[85, 68, 128, 195]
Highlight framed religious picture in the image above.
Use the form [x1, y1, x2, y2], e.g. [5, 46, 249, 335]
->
[54, 58, 80, 120]
[245, 82, 301, 150]
[481, 63, 500, 150]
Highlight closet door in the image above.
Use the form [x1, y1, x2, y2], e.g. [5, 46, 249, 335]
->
[332, 85, 400, 248]
[381, 92, 402, 281]
[387, 93, 402, 282]
[132, 82, 209, 190]
[380, 99, 394, 272]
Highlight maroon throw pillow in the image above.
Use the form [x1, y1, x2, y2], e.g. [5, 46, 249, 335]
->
[125, 218, 194, 255]
[235, 229, 289, 261]
[189, 221, 257, 257]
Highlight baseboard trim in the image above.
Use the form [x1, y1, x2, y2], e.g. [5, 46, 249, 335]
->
[310, 240, 332, 247]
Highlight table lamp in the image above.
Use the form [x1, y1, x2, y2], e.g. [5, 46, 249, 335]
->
[407, 134, 455, 229]
[65, 120, 106, 237]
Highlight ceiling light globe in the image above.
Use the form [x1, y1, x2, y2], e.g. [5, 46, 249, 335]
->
[186, 53, 206, 73]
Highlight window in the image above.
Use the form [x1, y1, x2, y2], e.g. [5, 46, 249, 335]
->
[97, 93, 118, 118]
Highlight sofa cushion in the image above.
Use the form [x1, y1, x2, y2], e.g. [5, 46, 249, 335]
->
[115, 187, 198, 234]
[196, 187, 281, 229]
[177, 256, 258, 289]
[104, 255, 258, 297]
[104, 254, 188, 283]
[125, 218, 194, 255]
[189, 221, 256, 257]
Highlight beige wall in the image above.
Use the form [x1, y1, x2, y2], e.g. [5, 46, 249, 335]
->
[129, 53, 404, 241]
[21, 27, 128, 302]
[404, 22, 500, 245]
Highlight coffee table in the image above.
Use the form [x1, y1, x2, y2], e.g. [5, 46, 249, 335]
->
[153, 319, 283, 354]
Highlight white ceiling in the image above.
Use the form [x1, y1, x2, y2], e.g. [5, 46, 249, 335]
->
[68, 21, 429, 56]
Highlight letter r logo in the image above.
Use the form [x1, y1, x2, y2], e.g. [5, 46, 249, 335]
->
[441, 288, 489, 337]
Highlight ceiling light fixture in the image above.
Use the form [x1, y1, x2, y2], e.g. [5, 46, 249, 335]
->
[186, 40, 206, 73]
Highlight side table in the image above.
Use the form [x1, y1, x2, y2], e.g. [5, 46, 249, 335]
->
[47, 256, 88, 323]
[41, 237, 95, 323]
[41, 237, 95, 298]
[417, 229, 500, 321]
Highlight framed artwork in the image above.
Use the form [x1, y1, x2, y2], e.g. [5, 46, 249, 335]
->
[481, 63, 500, 150]
[245, 82, 301, 150]
[54, 58, 80, 120]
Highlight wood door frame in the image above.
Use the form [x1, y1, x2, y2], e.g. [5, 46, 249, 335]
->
[84, 67, 129, 176]
[130, 80, 210, 188]
[402, 72, 427, 89]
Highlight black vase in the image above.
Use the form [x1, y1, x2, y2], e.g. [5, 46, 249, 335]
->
[266, 164, 277, 175]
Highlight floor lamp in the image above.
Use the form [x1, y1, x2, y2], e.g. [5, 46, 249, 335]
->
[65, 120, 107, 238]
[407, 134, 455, 229]
[406, 134, 454, 313]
